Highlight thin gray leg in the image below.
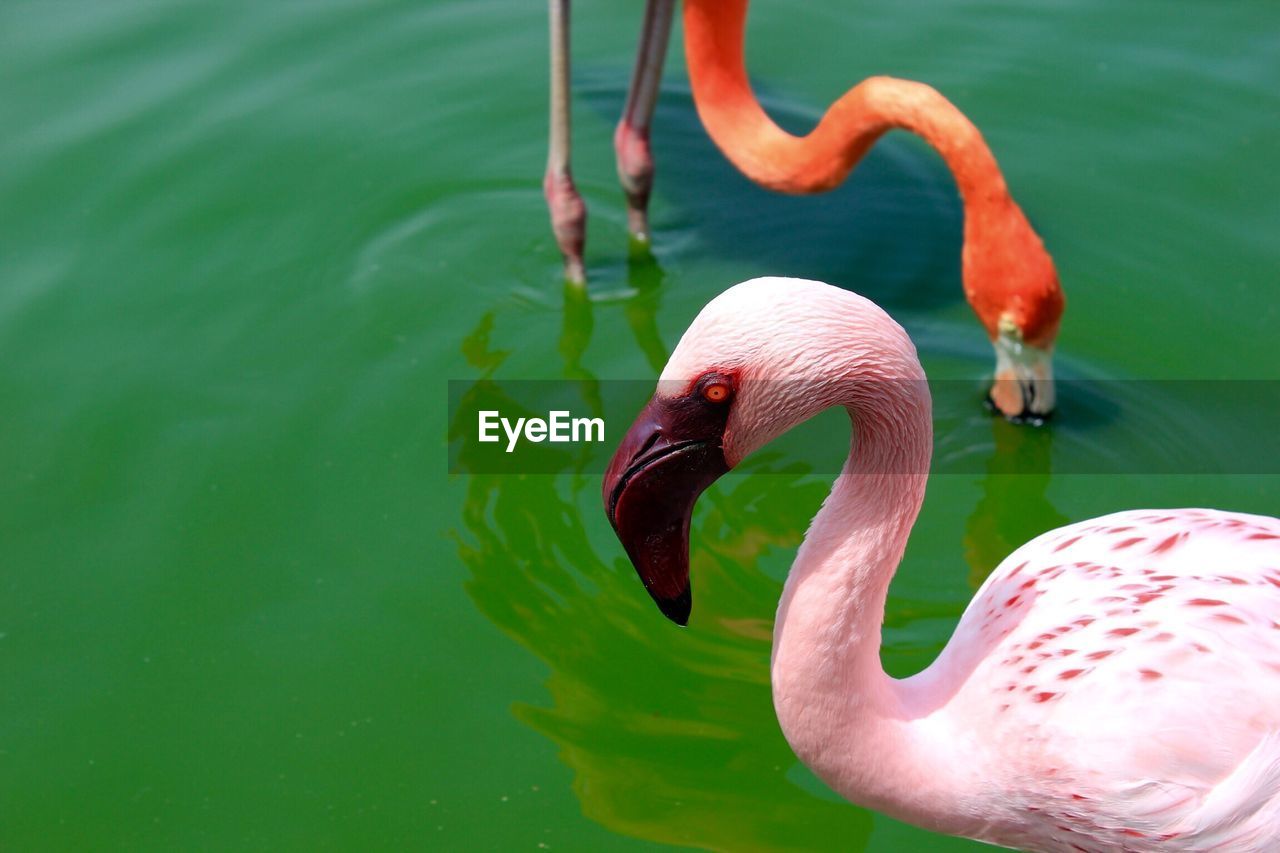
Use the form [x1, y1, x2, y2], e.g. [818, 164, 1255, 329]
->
[614, 0, 675, 243]
[544, 0, 586, 283]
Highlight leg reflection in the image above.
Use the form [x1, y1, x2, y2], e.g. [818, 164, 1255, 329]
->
[623, 244, 669, 375]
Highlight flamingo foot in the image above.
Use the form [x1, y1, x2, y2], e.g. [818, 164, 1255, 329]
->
[614, 120, 654, 243]
[544, 169, 587, 284]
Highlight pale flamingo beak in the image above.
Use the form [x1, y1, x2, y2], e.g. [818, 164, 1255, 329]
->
[988, 329, 1056, 424]
[603, 395, 731, 625]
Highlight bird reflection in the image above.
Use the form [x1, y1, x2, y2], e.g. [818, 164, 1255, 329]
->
[558, 280, 604, 448]
[451, 287, 874, 850]
[452, 277, 1071, 850]
[456, 463, 873, 851]
[622, 243, 670, 375]
[558, 242, 669, 405]
[963, 416, 1068, 589]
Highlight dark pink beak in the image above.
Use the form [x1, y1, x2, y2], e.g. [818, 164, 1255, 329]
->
[603, 395, 731, 625]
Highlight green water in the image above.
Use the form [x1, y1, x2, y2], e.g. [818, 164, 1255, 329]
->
[4, 0, 1279, 849]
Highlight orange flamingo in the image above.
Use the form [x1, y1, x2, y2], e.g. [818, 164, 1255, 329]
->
[544, 0, 1064, 419]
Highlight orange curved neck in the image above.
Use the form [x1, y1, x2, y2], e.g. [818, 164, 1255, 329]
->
[683, 0, 1063, 345]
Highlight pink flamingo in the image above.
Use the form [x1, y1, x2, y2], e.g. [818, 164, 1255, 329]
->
[545, 0, 1063, 420]
[602, 277, 1280, 850]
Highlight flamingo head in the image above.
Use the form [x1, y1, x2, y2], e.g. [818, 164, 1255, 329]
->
[603, 277, 923, 624]
[601, 373, 732, 625]
[963, 207, 1065, 423]
[987, 314, 1058, 424]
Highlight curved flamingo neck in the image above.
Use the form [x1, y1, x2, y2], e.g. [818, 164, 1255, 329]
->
[683, 0, 1063, 346]
[684, 1, 999, 201]
[770, 375, 980, 834]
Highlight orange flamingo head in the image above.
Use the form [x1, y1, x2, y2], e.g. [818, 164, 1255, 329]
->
[962, 204, 1064, 423]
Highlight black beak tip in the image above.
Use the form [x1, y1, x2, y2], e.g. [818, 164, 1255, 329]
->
[653, 586, 692, 627]
[982, 392, 1052, 427]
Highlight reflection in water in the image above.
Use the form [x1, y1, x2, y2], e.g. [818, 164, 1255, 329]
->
[963, 417, 1068, 589]
[559, 247, 668, 469]
[460, 311, 510, 375]
[559, 280, 604, 425]
[623, 244, 670, 375]
[452, 295, 874, 850]
[458, 467, 873, 851]
[560, 246, 667, 395]
[453, 281, 1072, 848]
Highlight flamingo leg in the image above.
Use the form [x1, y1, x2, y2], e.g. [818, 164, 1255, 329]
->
[544, 0, 586, 284]
[615, 0, 675, 243]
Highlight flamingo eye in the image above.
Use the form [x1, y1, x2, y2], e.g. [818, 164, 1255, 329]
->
[702, 382, 730, 403]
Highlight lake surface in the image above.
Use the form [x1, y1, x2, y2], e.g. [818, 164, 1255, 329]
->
[3, 0, 1278, 849]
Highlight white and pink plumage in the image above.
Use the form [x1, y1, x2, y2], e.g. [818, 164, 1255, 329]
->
[602, 277, 1280, 851]
[925, 509, 1280, 850]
